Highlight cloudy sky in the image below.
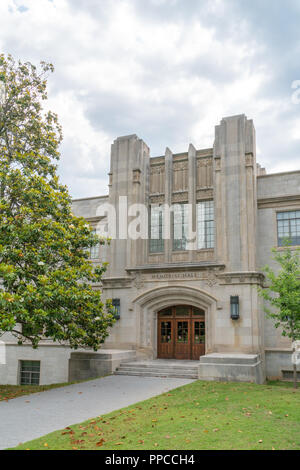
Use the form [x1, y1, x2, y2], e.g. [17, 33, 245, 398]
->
[1, 0, 300, 198]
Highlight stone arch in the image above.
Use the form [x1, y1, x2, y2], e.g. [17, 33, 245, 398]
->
[132, 285, 218, 358]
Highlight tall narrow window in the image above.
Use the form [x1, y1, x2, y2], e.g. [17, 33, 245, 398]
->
[149, 205, 164, 253]
[277, 211, 300, 246]
[90, 228, 100, 259]
[197, 200, 214, 249]
[173, 203, 188, 251]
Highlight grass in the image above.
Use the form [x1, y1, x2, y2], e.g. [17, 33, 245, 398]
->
[0, 382, 76, 402]
[12, 380, 300, 450]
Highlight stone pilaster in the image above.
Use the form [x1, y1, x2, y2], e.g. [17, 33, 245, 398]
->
[188, 143, 197, 259]
[214, 115, 257, 272]
[108, 134, 150, 277]
[164, 147, 173, 263]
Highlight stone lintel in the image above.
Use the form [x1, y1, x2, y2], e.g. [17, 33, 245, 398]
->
[257, 194, 300, 209]
[218, 271, 264, 285]
[126, 262, 225, 273]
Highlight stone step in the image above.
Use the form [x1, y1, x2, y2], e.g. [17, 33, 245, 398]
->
[118, 364, 198, 373]
[117, 367, 197, 375]
[118, 361, 198, 368]
[114, 370, 198, 379]
[115, 360, 199, 379]
[200, 353, 260, 365]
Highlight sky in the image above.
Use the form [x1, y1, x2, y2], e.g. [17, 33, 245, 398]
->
[0, 0, 300, 198]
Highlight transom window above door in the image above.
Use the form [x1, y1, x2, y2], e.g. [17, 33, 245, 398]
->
[158, 306, 205, 318]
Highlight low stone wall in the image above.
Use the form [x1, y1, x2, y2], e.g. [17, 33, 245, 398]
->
[198, 353, 265, 384]
[68, 349, 136, 382]
[265, 349, 295, 380]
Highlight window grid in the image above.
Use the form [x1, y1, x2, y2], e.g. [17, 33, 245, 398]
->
[277, 211, 300, 247]
[197, 200, 215, 249]
[161, 321, 172, 343]
[173, 204, 189, 251]
[149, 205, 164, 253]
[90, 228, 100, 259]
[194, 321, 205, 344]
[20, 360, 40, 385]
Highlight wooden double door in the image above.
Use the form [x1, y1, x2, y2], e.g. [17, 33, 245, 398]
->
[157, 305, 206, 360]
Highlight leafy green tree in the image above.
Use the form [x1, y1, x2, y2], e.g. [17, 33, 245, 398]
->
[0, 54, 115, 350]
[258, 242, 300, 388]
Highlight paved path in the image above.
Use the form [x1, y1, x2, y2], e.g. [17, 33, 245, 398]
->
[0, 375, 194, 449]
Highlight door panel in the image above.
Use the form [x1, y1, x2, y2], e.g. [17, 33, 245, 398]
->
[192, 319, 205, 360]
[158, 320, 173, 358]
[174, 320, 190, 359]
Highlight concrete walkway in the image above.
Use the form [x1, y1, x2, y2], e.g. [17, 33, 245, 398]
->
[0, 375, 194, 449]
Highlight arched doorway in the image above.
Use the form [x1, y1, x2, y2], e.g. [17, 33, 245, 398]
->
[157, 305, 205, 360]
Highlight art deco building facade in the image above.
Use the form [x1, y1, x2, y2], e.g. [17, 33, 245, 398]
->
[1, 114, 299, 384]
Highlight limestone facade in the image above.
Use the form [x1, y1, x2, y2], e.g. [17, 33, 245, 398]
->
[71, 114, 299, 381]
[0, 114, 299, 384]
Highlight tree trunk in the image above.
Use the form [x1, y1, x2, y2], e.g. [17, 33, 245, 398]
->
[293, 362, 297, 390]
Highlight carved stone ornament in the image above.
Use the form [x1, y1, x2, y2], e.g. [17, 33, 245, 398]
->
[173, 161, 188, 171]
[134, 274, 145, 290]
[214, 158, 221, 171]
[133, 168, 141, 183]
[172, 192, 188, 203]
[245, 153, 254, 167]
[149, 194, 165, 204]
[197, 158, 212, 167]
[150, 165, 165, 175]
[205, 271, 218, 287]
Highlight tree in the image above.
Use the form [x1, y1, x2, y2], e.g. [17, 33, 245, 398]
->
[0, 54, 115, 350]
[258, 242, 300, 388]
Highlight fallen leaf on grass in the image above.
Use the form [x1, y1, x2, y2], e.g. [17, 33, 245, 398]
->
[96, 439, 105, 447]
[62, 430, 74, 435]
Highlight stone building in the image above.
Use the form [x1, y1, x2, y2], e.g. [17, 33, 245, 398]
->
[1, 114, 299, 385]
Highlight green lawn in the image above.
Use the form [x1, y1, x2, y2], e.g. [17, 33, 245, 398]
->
[0, 382, 75, 402]
[12, 380, 300, 450]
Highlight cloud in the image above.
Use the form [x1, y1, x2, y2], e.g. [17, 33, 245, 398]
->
[0, 0, 299, 197]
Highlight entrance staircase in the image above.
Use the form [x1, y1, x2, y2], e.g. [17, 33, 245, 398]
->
[114, 359, 199, 379]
